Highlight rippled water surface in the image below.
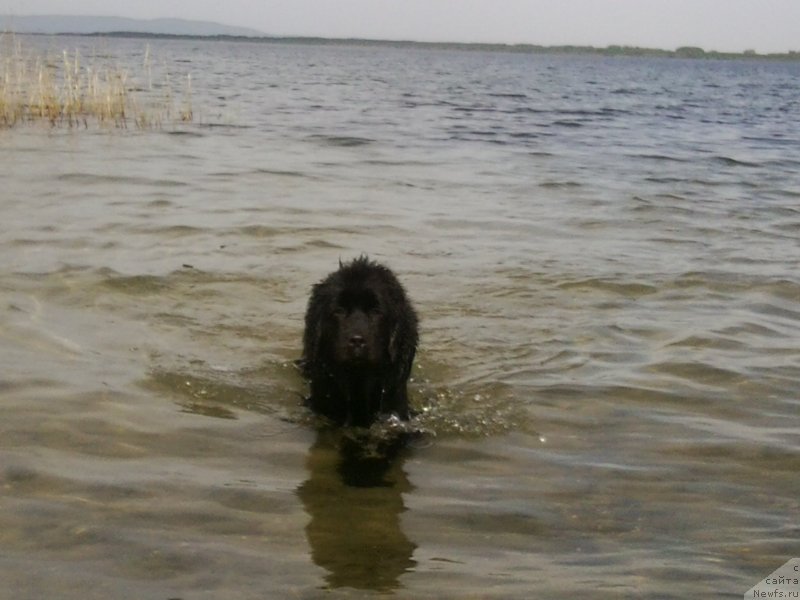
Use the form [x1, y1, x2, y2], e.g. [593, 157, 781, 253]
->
[2, 36, 799, 598]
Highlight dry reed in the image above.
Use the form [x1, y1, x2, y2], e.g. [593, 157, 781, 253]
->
[0, 33, 193, 129]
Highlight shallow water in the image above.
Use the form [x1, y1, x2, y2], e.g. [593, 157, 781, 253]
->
[1, 35, 799, 598]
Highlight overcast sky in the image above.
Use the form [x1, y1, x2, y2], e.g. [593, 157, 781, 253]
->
[2, 0, 798, 53]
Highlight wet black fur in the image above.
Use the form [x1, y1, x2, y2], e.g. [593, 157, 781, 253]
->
[301, 257, 418, 427]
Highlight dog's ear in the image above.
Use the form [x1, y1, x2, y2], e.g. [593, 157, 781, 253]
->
[303, 282, 335, 371]
[302, 315, 322, 375]
[388, 324, 400, 363]
[309, 317, 324, 362]
[385, 280, 418, 366]
[388, 314, 416, 365]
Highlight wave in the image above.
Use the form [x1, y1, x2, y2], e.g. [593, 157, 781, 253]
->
[307, 135, 375, 147]
[56, 173, 187, 187]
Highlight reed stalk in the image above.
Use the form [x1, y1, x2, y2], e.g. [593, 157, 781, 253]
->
[0, 33, 193, 129]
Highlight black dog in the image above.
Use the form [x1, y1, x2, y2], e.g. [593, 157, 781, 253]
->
[301, 257, 418, 427]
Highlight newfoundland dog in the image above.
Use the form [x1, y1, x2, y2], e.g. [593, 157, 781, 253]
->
[301, 256, 418, 427]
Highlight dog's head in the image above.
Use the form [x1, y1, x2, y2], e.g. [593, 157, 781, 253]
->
[330, 283, 389, 368]
[305, 257, 416, 374]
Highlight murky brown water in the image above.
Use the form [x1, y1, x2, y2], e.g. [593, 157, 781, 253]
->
[1, 35, 799, 598]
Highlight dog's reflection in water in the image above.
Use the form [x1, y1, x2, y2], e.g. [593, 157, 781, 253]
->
[296, 428, 416, 591]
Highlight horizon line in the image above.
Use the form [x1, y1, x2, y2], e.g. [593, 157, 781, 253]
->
[1, 14, 798, 57]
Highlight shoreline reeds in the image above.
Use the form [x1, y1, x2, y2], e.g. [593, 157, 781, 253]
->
[0, 33, 193, 129]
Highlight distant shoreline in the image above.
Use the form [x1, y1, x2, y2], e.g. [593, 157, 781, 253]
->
[11, 30, 800, 61]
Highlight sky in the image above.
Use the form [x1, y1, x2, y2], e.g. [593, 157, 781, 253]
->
[2, 0, 798, 54]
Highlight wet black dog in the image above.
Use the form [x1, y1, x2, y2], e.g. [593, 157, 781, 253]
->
[301, 257, 418, 427]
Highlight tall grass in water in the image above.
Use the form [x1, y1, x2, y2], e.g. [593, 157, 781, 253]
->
[0, 34, 193, 129]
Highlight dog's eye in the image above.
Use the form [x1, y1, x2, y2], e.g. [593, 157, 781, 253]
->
[332, 307, 347, 319]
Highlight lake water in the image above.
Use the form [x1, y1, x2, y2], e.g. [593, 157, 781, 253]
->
[1, 35, 799, 599]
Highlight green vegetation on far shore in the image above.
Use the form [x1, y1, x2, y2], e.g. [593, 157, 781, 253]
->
[84, 31, 800, 61]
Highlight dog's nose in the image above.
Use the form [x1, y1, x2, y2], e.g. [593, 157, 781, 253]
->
[348, 334, 365, 348]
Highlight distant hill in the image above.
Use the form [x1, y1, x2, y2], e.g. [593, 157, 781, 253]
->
[0, 15, 265, 37]
[2, 14, 797, 61]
